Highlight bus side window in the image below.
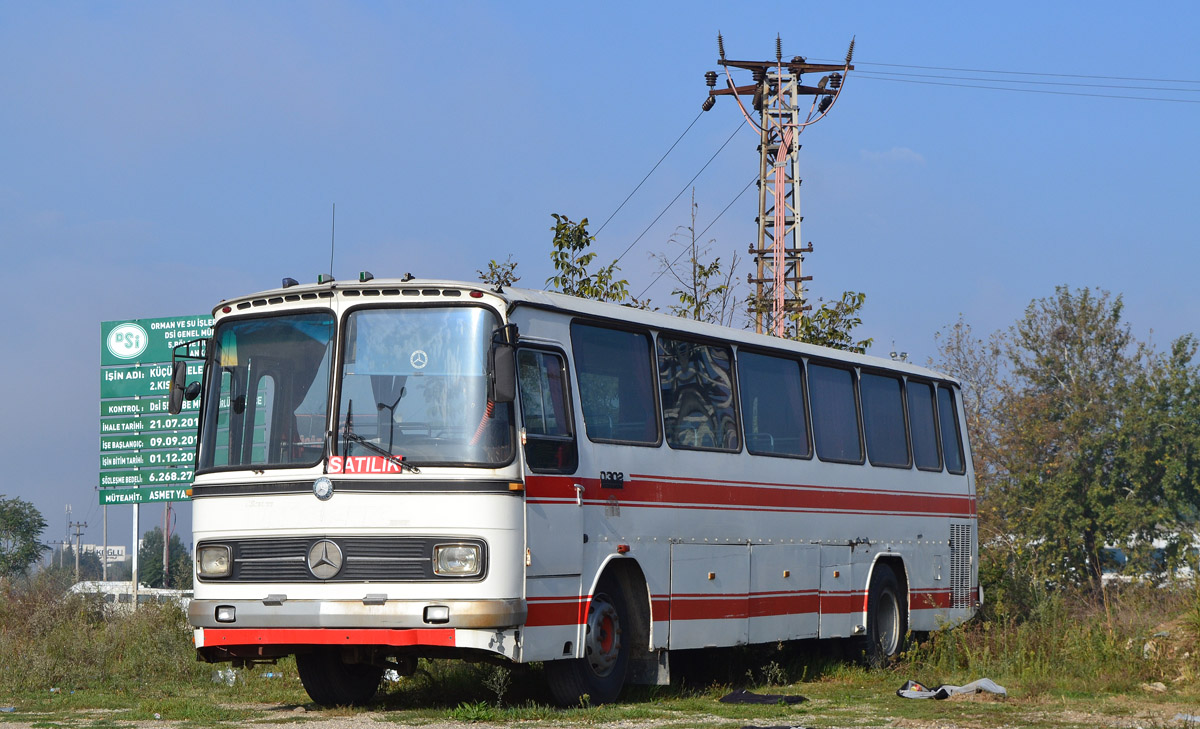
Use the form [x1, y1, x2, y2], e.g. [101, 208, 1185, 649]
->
[861, 372, 910, 468]
[809, 363, 863, 463]
[937, 385, 966, 474]
[737, 351, 810, 458]
[906, 380, 942, 470]
[657, 336, 739, 452]
[517, 350, 578, 473]
[569, 323, 659, 445]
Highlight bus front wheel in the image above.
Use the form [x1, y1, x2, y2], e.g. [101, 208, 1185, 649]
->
[546, 574, 631, 705]
[862, 563, 907, 667]
[295, 648, 383, 707]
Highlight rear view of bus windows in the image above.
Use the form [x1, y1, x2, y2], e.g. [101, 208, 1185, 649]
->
[809, 363, 862, 463]
[569, 323, 658, 444]
[937, 385, 966, 474]
[737, 351, 810, 457]
[906, 380, 942, 470]
[517, 350, 577, 473]
[860, 372, 910, 468]
[657, 336, 739, 451]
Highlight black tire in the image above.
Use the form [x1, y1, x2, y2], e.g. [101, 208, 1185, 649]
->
[862, 563, 907, 667]
[295, 648, 383, 707]
[545, 574, 631, 705]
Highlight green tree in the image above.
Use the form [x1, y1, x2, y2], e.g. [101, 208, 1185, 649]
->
[932, 316, 1034, 615]
[944, 286, 1200, 592]
[0, 495, 47, 579]
[477, 255, 520, 289]
[1108, 334, 1200, 574]
[793, 291, 874, 354]
[653, 190, 740, 325]
[546, 214, 631, 303]
[137, 527, 192, 589]
[45, 544, 104, 582]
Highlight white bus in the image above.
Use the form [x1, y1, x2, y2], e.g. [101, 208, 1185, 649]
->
[172, 276, 978, 706]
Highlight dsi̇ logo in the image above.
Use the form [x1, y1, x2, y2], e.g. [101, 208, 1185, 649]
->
[107, 323, 148, 360]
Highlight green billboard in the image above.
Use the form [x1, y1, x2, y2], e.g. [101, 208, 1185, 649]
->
[99, 315, 212, 505]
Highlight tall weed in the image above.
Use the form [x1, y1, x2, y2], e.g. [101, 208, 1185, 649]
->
[901, 582, 1196, 695]
[0, 573, 206, 693]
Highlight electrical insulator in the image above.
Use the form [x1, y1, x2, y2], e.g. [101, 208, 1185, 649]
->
[704, 70, 717, 88]
[701, 96, 715, 112]
[818, 96, 833, 114]
[829, 72, 842, 89]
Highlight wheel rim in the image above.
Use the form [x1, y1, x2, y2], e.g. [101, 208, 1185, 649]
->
[585, 592, 622, 677]
[875, 588, 900, 656]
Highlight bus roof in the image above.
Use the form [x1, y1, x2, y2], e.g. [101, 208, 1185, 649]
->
[214, 277, 959, 386]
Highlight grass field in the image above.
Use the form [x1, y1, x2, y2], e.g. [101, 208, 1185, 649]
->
[2, 574, 1198, 728]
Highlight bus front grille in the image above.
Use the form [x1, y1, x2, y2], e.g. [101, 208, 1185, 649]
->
[198, 536, 485, 582]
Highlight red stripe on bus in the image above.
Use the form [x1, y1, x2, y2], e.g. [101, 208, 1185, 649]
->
[820, 591, 868, 615]
[670, 595, 748, 621]
[749, 591, 820, 617]
[525, 475, 974, 518]
[525, 597, 589, 627]
[525, 587, 975, 629]
[201, 628, 456, 648]
[909, 589, 980, 610]
[910, 590, 951, 609]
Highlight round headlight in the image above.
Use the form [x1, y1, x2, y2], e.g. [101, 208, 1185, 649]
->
[434, 544, 481, 576]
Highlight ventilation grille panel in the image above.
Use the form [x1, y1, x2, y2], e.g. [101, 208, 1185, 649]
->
[950, 523, 973, 609]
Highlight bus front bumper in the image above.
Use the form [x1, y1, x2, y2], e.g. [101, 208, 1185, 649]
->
[188, 597, 526, 630]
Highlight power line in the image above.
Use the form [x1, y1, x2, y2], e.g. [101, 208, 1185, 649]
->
[807, 58, 1200, 85]
[854, 74, 1200, 103]
[594, 111, 706, 237]
[612, 122, 745, 266]
[856, 69, 1200, 93]
[636, 175, 757, 300]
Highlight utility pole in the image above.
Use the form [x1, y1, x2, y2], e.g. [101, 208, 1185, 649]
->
[69, 521, 88, 582]
[163, 503, 171, 588]
[702, 33, 854, 336]
[64, 503, 71, 562]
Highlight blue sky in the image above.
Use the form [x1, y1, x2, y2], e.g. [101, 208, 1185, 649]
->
[2, 2, 1197, 555]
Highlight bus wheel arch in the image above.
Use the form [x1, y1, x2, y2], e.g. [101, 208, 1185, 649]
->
[545, 558, 651, 706]
[862, 557, 908, 667]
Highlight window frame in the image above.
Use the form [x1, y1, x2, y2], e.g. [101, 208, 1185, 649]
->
[332, 301, 517, 469]
[806, 360, 866, 466]
[859, 368, 913, 470]
[196, 308, 337, 476]
[568, 319, 663, 448]
[904, 377, 943, 472]
[655, 333, 742, 454]
[936, 384, 967, 475]
[735, 347, 813, 461]
[515, 345, 579, 475]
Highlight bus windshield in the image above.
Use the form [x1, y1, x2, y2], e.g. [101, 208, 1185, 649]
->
[197, 311, 335, 471]
[337, 306, 513, 467]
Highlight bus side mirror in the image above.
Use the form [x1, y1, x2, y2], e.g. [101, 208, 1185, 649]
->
[168, 337, 208, 415]
[492, 343, 516, 404]
[168, 360, 188, 415]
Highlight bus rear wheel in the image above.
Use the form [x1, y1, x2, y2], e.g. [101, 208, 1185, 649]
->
[295, 648, 383, 707]
[862, 563, 907, 667]
[546, 574, 630, 705]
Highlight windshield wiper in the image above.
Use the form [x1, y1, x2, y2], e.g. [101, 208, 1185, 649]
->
[341, 401, 420, 474]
